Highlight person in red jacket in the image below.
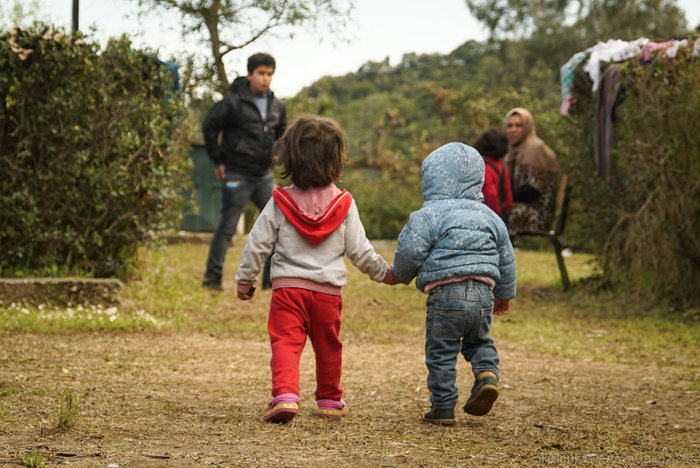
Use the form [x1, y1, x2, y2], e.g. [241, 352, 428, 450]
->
[473, 128, 512, 226]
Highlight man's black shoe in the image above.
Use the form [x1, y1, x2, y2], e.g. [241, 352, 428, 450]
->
[202, 278, 223, 291]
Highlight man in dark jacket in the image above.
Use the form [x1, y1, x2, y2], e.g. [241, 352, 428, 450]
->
[202, 53, 287, 291]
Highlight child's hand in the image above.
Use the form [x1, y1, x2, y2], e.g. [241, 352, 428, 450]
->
[237, 283, 255, 300]
[494, 299, 510, 315]
[382, 267, 410, 285]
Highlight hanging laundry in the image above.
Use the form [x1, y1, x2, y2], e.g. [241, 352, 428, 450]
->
[641, 39, 688, 62]
[666, 39, 688, 59]
[594, 65, 622, 181]
[583, 38, 649, 91]
[693, 38, 700, 58]
[560, 51, 587, 116]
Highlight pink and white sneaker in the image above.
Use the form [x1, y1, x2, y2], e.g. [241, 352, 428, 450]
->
[263, 393, 299, 423]
[317, 399, 348, 418]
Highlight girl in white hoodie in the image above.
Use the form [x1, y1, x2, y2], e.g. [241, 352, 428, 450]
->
[235, 116, 398, 423]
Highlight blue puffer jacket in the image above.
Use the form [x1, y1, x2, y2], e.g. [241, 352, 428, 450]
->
[392, 142, 517, 299]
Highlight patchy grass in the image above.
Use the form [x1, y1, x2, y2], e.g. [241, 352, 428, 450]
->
[4, 240, 695, 373]
[0, 302, 170, 334]
[21, 450, 45, 468]
[53, 387, 80, 432]
[120, 241, 700, 389]
[0, 239, 698, 466]
[493, 252, 699, 377]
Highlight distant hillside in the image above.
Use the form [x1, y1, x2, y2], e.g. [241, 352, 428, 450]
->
[286, 39, 562, 165]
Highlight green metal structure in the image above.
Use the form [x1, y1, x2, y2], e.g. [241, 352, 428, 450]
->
[180, 144, 221, 231]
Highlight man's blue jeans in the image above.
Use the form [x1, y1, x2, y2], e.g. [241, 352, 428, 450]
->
[424, 279, 500, 409]
[204, 173, 275, 282]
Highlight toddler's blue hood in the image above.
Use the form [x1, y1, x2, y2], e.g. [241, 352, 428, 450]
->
[421, 142, 485, 202]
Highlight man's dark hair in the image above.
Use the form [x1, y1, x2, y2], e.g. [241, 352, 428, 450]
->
[473, 128, 508, 159]
[273, 116, 348, 189]
[247, 53, 276, 74]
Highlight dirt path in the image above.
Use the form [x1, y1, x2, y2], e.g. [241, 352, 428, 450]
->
[1, 331, 698, 467]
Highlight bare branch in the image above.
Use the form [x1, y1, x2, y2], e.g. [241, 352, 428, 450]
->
[128, 0, 354, 90]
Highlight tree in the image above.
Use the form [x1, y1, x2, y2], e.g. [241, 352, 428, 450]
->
[131, 0, 353, 93]
[463, 0, 689, 91]
[465, 0, 688, 44]
[1, 28, 190, 276]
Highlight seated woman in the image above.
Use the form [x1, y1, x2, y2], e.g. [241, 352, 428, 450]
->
[504, 107, 560, 235]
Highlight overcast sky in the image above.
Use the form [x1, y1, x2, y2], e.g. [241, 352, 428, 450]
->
[28, 0, 700, 98]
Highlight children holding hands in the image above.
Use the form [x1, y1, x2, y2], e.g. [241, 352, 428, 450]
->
[235, 115, 515, 426]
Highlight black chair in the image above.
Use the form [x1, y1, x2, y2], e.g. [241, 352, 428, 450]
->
[519, 175, 572, 291]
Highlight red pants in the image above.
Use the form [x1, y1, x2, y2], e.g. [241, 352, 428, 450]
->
[268, 288, 343, 401]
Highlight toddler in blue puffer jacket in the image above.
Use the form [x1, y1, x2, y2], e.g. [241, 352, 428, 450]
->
[392, 142, 517, 425]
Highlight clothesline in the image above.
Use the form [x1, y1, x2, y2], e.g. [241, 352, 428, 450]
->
[559, 36, 699, 182]
[560, 37, 700, 116]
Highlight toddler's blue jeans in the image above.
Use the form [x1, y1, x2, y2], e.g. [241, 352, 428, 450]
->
[425, 279, 500, 409]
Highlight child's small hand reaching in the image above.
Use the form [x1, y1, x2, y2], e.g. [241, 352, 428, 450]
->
[494, 299, 510, 315]
[237, 283, 255, 301]
[382, 266, 411, 286]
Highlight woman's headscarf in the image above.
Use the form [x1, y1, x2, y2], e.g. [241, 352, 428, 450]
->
[504, 107, 558, 174]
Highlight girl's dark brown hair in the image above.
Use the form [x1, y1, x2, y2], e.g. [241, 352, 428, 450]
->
[273, 116, 348, 189]
[473, 127, 508, 159]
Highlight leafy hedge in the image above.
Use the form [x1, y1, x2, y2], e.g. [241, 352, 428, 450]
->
[563, 37, 699, 306]
[0, 27, 190, 277]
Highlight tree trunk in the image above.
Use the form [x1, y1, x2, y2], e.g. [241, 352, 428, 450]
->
[203, 6, 228, 93]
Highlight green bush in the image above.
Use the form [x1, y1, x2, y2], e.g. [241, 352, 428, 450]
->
[564, 36, 700, 306]
[342, 166, 423, 239]
[0, 26, 191, 277]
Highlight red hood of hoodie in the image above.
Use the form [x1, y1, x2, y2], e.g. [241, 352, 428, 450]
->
[272, 187, 353, 246]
